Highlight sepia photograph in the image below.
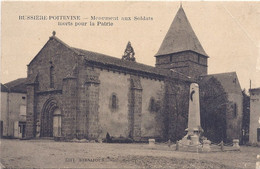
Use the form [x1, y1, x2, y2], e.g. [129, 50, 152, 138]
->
[1, 1, 260, 168]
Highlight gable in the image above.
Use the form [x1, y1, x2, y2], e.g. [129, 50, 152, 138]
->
[27, 35, 79, 91]
[28, 36, 80, 66]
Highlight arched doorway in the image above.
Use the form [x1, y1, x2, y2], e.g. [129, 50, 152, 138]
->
[40, 98, 61, 137]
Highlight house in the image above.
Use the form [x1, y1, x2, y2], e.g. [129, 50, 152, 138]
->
[249, 87, 260, 146]
[1, 78, 27, 138]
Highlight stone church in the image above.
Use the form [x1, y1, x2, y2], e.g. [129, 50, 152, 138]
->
[25, 6, 243, 142]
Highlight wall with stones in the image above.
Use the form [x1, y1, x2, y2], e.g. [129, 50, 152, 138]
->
[98, 69, 131, 139]
[140, 78, 165, 139]
[155, 51, 207, 80]
[76, 62, 101, 140]
[26, 37, 79, 138]
[35, 93, 62, 137]
[27, 37, 78, 91]
[62, 77, 77, 139]
[25, 85, 36, 138]
[226, 93, 243, 142]
[187, 61, 207, 80]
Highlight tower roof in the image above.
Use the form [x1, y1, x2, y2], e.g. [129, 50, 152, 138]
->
[155, 6, 208, 57]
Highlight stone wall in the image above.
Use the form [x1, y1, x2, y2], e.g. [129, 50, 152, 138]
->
[27, 37, 78, 91]
[226, 93, 243, 142]
[75, 61, 168, 141]
[62, 77, 77, 139]
[98, 69, 130, 139]
[25, 84, 36, 138]
[26, 37, 78, 138]
[140, 77, 165, 139]
[155, 51, 207, 80]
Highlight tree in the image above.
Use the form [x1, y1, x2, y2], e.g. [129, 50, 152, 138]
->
[199, 77, 228, 143]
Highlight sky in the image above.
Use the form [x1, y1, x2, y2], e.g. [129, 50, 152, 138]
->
[1, 1, 260, 90]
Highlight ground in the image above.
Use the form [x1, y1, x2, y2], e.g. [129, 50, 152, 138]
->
[0, 139, 259, 169]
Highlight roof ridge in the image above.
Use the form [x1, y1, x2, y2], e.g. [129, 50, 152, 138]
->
[203, 71, 237, 76]
[72, 47, 164, 70]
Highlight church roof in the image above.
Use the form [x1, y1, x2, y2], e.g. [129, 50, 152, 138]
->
[155, 6, 208, 57]
[73, 47, 165, 75]
[200, 72, 242, 94]
[72, 47, 192, 82]
[29, 33, 192, 82]
[249, 88, 260, 95]
[3, 78, 27, 93]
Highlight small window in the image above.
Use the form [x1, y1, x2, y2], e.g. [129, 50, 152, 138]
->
[149, 97, 156, 112]
[112, 94, 117, 109]
[257, 128, 260, 142]
[22, 96, 26, 100]
[170, 56, 173, 62]
[233, 103, 237, 118]
[109, 93, 119, 112]
[50, 66, 54, 88]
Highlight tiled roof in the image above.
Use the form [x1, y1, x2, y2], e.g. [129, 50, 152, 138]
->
[72, 47, 192, 82]
[155, 6, 208, 57]
[249, 87, 260, 95]
[73, 48, 167, 75]
[1, 84, 9, 92]
[30, 35, 192, 82]
[4, 78, 27, 93]
[200, 72, 242, 94]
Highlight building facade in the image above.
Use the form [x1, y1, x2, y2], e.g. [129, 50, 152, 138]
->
[25, 6, 243, 142]
[1, 79, 27, 138]
[249, 88, 260, 146]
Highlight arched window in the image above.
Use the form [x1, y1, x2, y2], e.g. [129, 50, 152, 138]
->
[149, 97, 156, 112]
[112, 94, 117, 109]
[50, 66, 54, 88]
[198, 54, 200, 63]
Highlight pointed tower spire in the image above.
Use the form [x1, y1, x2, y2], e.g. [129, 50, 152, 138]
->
[155, 6, 208, 57]
[155, 6, 209, 79]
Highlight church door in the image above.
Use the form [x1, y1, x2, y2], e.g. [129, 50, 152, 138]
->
[53, 109, 61, 137]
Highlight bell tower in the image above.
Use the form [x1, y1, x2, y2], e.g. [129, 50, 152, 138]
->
[155, 6, 209, 79]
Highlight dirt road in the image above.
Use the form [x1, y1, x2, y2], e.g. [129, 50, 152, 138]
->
[0, 139, 258, 168]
